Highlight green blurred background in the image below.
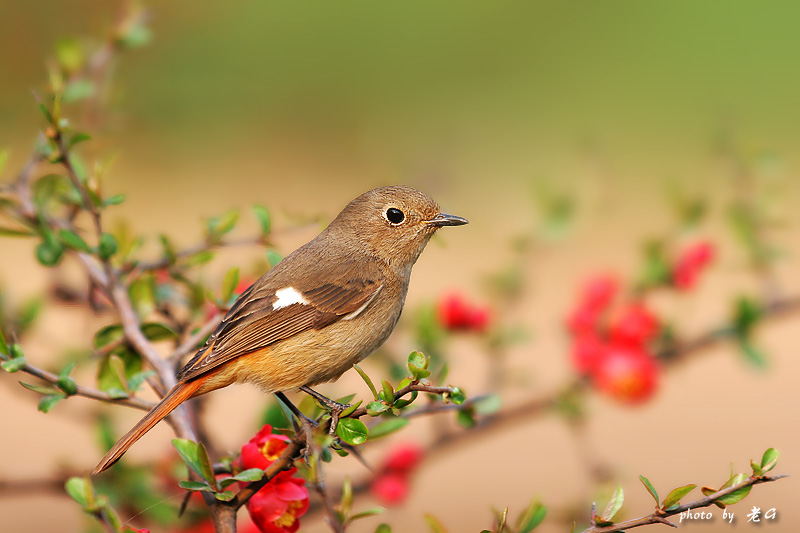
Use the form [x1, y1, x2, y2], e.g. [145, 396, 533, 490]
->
[1, 1, 799, 532]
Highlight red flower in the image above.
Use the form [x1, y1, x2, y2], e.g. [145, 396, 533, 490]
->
[580, 274, 618, 310]
[609, 303, 659, 346]
[371, 472, 410, 505]
[383, 443, 424, 473]
[246, 478, 309, 533]
[592, 345, 659, 404]
[437, 293, 490, 332]
[673, 241, 715, 290]
[240, 425, 310, 533]
[571, 331, 607, 375]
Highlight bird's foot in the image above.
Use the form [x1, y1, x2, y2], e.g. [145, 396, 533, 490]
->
[299, 385, 352, 435]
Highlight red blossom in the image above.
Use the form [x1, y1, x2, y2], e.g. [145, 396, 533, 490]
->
[592, 344, 659, 404]
[371, 472, 410, 506]
[571, 331, 607, 375]
[579, 274, 618, 310]
[382, 443, 424, 473]
[240, 425, 310, 533]
[609, 303, 659, 346]
[437, 293, 490, 332]
[673, 241, 715, 290]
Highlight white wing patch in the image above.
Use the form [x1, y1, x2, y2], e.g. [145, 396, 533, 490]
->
[273, 287, 308, 310]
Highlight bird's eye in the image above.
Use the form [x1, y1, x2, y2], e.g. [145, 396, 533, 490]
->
[385, 207, 405, 225]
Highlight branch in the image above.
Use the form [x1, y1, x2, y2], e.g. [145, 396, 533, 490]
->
[12, 359, 154, 412]
[582, 475, 788, 533]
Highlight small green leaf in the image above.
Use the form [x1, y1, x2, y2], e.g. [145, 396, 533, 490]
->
[179, 480, 214, 492]
[354, 365, 379, 400]
[367, 417, 409, 440]
[141, 322, 178, 342]
[97, 232, 118, 260]
[393, 391, 418, 409]
[183, 250, 214, 267]
[661, 484, 696, 510]
[750, 461, 763, 477]
[407, 351, 430, 379]
[36, 238, 64, 266]
[349, 507, 385, 522]
[448, 387, 466, 405]
[117, 21, 151, 49]
[717, 474, 751, 505]
[252, 205, 271, 236]
[381, 380, 395, 404]
[639, 475, 659, 505]
[65, 477, 91, 507]
[602, 485, 624, 522]
[336, 418, 369, 445]
[1, 355, 26, 373]
[366, 401, 388, 416]
[66, 132, 92, 150]
[19, 381, 59, 395]
[375, 524, 392, 533]
[93, 324, 123, 349]
[424, 514, 447, 533]
[38, 392, 66, 413]
[474, 394, 502, 415]
[738, 338, 767, 368]
[62, 80, 95, 103]
[456, 409, 476, 428]
[58, 229, 90, 252]
[172, 439, 217, 487]
[266, 249, 283, 268]
[340, 400, 362, 418]
[760, 448, 778, 473]
[214, 490, 236, 501]
[221, 267, 240, 303]
[208, 210, 239, 240]
[0, 328, 8, 355]
[232, 468, 265, 482]
[57, 362, 78, 396]
[104, 194, 125, 206]
[38, 103, 55, 125]
[517, 499, 547, 533]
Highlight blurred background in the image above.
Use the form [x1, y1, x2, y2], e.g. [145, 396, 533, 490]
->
[1, 1, 798, 531]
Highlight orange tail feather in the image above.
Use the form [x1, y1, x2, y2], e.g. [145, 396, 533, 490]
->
[93, 380, 202, 474]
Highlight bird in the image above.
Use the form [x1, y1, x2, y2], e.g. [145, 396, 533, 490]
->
[93, 185, 467, 474]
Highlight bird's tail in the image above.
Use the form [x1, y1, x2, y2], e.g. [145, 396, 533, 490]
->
[93, 380, 202, 474]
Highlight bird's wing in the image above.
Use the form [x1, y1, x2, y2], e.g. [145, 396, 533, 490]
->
[176, 261, 383, 382]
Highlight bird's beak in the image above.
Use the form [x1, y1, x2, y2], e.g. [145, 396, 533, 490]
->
[427, 213, 469, 227]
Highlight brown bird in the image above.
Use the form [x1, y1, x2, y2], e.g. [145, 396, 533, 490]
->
[94, 186, 467, 474]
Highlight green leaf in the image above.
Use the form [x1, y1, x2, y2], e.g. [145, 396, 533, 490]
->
[171, 439, 217, 487]
[349, 507, 385, 522]
[368, 417, 409, 440]
[183, 250, 214, 267]
[19, 381, 59, 395]
[208, 210, 239, 240]
[750, 461, 763, 477]
[215, 490, 236, 501]
[104, 194, 125, 206]
[252, 205, 272, 236]
[366, 401, 388, 416]
[266, 249, 283, 268]
[1, 356, 26, 373]
[92, 324, 123, 349]
[38, 103, 55, 126]
[57, 362, 78, 396]
[354, 365, 379, 400]
[639, 240, 672, 288]
[407, 351, 431, 380]
[232, 468, 265, 482]
[97, 232, 118, 259]
[129, 276, 156, 318]
[336, 418, 369, 445]
[56, 37, 84, 72]
[117, 22, 151, 48]
[36, 238, 64, 266]
[57, 229, 90, 252]
[738, 338, 767, 368]
[67, 132, 92, 150]
[0, 328, 8, 355]
[38, 392, 66, 413]
[661, 484, 696, 510]
[448, 387, 466, 405]
[517, 499, 547, 533]
[424, 514, 447, 533]
[760, 448, 779, 473]
[639, 475, 659, 505]
[0, 149, 8, 176]
[141, 322, 178, 342]
[392, 390, 418, 409]
[381, 380, 395, 404]
[62, 80, 95, 103]
[221, 267, 240, 303]
[602, 485, 624, 522]
[375, 524, 392, 533]
[456, 409, 476, 428]
[340, 400, 362, 418]
[717, 474, 751, 505]
[127, 370, 154, 393]
[178, 480, 214, 492]
[474, 394, 502, 415]
[65, 477, 91, 507]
